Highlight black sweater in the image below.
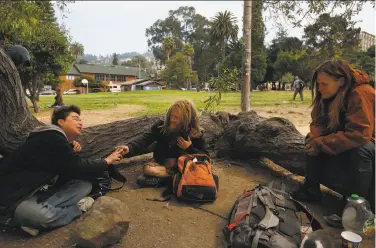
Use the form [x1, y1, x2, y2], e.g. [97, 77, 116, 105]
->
[127, 120, 208, 164]
[0, 126, 107, 217]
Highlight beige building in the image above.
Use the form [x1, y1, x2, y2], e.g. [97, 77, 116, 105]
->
[359, 31, 375, 51]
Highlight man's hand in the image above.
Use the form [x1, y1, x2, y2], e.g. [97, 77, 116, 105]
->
[72, 141, 81, 152]
[105, 150, 123, 165]
[177, 136, 192, 150]
[115, 145, 129, 156]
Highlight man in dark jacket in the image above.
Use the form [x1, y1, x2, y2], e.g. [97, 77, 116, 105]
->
[0, 105, 122, 235]
[117, 100, 208, 187]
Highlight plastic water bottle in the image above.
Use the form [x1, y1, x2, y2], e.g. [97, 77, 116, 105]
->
[342, 194, 375, 239]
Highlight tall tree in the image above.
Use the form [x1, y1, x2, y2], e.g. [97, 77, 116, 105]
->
[182, 43, 194, 89]
[70, 42, 84, 62]
[210, 11, 239, 59]
[162, 52, 198, 89]
[304, 13, 361, 59]
[162, 36, 175, 61]
[241, 1, 252, 112]
[112, 53, 118, 65]
[250, 0, 266, 90]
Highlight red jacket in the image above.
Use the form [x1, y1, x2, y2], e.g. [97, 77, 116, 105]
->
[310, 80, 375, 155]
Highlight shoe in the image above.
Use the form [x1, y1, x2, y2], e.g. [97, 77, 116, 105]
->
[323, 214, 343, 228]
[77, 196, 95, 212]
[21, 226, 39, 236]
[291, 182, 322, 202]
[137, 174, 166, 188]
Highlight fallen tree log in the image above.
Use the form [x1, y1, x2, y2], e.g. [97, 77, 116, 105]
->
[0, 46, 306, 175]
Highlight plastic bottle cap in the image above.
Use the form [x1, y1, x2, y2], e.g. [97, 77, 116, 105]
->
[351, 194, 359, 199]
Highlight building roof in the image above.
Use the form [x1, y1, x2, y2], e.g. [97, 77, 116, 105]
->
[137, 80, 161, 86]
[73, 64, 149, 78]
[117, 79, 148, 86]
[67, 65, 80, 75]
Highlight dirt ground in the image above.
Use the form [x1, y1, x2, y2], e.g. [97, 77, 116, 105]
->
[3, 105, 373, 248]
[1, 158, 374, 248]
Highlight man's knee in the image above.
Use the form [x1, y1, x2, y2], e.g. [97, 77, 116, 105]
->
[14, 200, 55, 228]
[68, 180, 92, 197]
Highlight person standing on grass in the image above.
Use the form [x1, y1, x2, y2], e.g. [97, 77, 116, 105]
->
[0, 105, 123, 236]
[292, 76, 304, 101]
[116, 100, 208, 188]
[292, 60, 375, 227]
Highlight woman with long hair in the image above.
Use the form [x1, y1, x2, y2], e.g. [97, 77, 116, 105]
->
[116, 100, 208, 187]
[292, 60, 375, 227]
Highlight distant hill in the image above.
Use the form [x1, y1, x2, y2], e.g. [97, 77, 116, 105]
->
[80, 51, 153, 64]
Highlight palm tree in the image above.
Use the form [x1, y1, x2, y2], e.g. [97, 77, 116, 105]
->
[70, 42, 84, 62]
[162, 36, 175, 61]
[210, 11, 239, 59]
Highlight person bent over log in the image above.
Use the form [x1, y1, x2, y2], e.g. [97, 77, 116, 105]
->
[116, 100, 208, 188]
[292, 60, 375, 227]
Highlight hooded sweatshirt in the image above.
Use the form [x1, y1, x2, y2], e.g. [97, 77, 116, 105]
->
[309, 70, 375, 155]
[0, 125, 107, 218]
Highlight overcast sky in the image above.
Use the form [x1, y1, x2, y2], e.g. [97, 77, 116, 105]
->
[55, 1, 375, 56]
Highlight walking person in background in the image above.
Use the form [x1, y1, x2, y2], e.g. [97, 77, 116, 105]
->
[293, 76, 304, 101]
[292, 60, 375, 227]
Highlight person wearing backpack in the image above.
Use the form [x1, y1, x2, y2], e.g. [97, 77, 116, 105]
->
[292, 76, 304, 101]
[292, 60, 375, 227]
[0, 105, 123, 236]
[116, 100, 208, 188]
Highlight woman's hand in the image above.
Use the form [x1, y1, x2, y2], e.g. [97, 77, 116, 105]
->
[306, 138, 320, 156]
[177, 136, 192, 150]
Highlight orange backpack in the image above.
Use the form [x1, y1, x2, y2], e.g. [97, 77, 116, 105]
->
[173, 154, 219, 202]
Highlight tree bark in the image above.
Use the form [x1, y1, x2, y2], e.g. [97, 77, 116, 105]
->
[241, 0, 252, 112]
[0, 46, 306, 174]
[0, 48, 41, 156]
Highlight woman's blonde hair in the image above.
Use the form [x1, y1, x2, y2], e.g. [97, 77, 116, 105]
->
[311, 60, 370, 131]
[161, 100, 200, 137]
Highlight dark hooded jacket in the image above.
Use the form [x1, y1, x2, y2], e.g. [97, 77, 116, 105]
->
[0, 125, 107, 218]
[127, 120, 208, 164]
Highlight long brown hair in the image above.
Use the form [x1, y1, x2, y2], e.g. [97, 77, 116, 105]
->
[161, 100, 201, 137]
[311, 60, 370, 131]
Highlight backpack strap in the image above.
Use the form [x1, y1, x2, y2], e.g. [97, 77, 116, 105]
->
[108, 165, 127, 191]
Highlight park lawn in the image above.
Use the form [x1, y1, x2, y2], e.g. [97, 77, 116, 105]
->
[28, 90, 312, 117]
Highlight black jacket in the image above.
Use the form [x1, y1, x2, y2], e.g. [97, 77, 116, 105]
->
[127, 120, 208, 164]
[0, 125, 107, 217]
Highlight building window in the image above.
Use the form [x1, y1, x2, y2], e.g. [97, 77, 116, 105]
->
[117, 75, 125, 82]
[95, 74, 105, 81]
[66, 75, 75, 80]
[108, 74, 115, 81]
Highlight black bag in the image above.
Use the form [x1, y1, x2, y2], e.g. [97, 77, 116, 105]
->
[223, 181, 322, 248]
[89, 165, 127, 199]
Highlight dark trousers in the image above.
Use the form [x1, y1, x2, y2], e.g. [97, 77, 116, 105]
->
[293, 88, 303, 101]
[305, 141, 375, 211]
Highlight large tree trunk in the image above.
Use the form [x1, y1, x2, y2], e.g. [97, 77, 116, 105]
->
[0, 48, 41, 156]
[77, 111, 306, 175]
[0, 46, 305, 174]
[241, 0, 252, 112]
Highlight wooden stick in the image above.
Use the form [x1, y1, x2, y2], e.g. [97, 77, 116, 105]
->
[260, 157, 343, 199]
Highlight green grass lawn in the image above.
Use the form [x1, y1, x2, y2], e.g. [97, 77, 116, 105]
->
[29, 90, 312, 117]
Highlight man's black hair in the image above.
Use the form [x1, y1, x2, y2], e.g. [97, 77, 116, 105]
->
[51, 105, 81, 126]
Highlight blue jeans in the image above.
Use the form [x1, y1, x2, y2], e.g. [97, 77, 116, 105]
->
[12, 180, 92, 229]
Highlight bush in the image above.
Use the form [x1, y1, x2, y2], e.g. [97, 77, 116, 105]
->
[73, 76, 104, 88]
